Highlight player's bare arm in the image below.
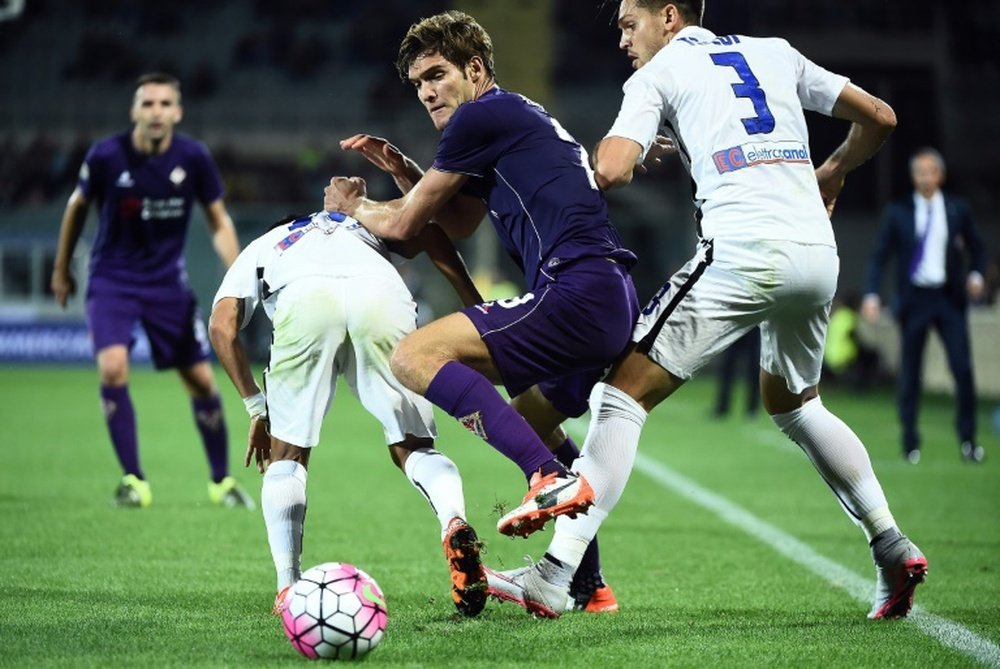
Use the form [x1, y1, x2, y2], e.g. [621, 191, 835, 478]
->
[208, 297, 259, 400]
[324, 168, 469, 241]
[593, 136, 645, 191]
[815, 83, 897, 216]
[208, 296, 270, 472]
[392, 223, 483, 308]
[51, 187, 90, 308]
[203, 198, 240, 267]
[341, 134, 486, 240]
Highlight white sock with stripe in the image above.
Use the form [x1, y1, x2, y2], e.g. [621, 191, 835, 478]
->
[403, 447, 467, 539]
[547, 382, 646, 574]
[771, 397, 896, 541]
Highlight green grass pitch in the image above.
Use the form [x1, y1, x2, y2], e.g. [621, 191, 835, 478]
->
[1, 366, 997, 668]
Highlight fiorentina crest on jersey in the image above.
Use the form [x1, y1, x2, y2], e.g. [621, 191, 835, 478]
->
[458, 411, 487, 440]
[169, 166, 187, 186]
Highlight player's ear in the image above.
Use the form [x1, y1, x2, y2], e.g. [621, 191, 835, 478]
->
[175, 103, 184, 123]
[663, 3, 679, 30]
[468, 56, 485, 83]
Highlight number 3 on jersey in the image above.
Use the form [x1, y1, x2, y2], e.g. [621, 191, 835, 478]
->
[710, 52, 775, 135]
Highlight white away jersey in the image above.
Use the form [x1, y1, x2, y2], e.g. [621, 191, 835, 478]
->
[607, 26, 849, 247]
[213, 211, 396, 326]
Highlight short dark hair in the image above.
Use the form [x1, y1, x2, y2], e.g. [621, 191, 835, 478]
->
[396, 10, 496, 82]
[633, 0, 704, 26]
[136, 72, 181, 91]
[135, 72, 181, 102]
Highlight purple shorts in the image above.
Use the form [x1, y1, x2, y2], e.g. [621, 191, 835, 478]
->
[464, 257, 639, 417]
[86, 285, 211, 370]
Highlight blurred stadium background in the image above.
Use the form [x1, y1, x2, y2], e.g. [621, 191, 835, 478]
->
[0, 0, 998, 394]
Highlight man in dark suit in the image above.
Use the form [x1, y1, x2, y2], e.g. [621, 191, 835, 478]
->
[862, 147, 987, 464]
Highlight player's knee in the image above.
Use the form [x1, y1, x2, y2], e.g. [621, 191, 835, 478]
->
[389, 339, 422, 390]
[97, 355, 128, 385]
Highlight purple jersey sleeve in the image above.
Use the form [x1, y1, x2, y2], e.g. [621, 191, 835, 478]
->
[77, 142, 107, 201]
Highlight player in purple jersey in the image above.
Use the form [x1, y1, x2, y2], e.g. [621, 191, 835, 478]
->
[51, 72, 253, 510]
[324, 11, 639, 614]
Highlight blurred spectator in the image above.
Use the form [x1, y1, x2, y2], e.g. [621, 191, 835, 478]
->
[862, 147, 987, 464]
[823, 291, 880, 390]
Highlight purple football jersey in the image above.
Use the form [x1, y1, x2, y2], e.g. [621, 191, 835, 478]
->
[78, 131, 224, 294]
[432, 87, 636, 288]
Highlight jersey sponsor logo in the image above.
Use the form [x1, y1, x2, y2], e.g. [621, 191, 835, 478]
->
[275, 226, 312, 251]
[712, 141, 810, 174]
[474, 293, 535, 314]
[458, 411, 487, 440]
[169, 166, 187, 187]
[116, 170, 134, 187]
[140, 197, 185, 220]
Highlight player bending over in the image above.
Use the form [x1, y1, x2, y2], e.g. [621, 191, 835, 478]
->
[209, 210, 488, 617]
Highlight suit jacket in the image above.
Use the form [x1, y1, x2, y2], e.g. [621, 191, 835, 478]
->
[865, 193, 986, 317]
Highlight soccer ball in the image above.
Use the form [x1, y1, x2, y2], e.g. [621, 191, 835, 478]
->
[281, 562, 388, 660]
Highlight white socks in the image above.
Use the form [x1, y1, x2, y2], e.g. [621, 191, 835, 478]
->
[262, 459, 308, 590]
[547, 382, 647, 571]
[771, 397, 896, 541]
[402, 447, 467, 539]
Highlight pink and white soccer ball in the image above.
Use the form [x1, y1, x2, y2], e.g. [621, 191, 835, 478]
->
[282, 562, 388, 660]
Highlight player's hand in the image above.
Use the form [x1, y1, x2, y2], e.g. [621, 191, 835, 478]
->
[244, 415, 271, 474]
[635, 135, 677, 175]
[50, 269, 76, 308]
[860, 294, 881, 323]
[967, 273, 985, 302]
[815, 164, 845, 218]
[341, 134, 406, 177]
[324, 176, 366, 216]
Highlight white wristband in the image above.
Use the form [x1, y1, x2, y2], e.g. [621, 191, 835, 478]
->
[243, 392, 267, 418]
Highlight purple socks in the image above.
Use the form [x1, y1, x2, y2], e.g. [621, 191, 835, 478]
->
[101, 384, 142, 478]
[425, 361, 561, 478]
[193, 395, 229, 483]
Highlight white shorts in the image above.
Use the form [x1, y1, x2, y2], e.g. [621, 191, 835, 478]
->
[632, 238, 839, 394]
[264, 274, 436, 448]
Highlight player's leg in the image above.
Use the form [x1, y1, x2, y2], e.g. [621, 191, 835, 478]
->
[761, 244, 925, 618]
[392, 310, 594, 535]
[390, 437, 487, 616]
[177, 360, 253, 507]
[87, 291, 150, 506]
[345, 272, 486, 616]
[763, 372, 927, 618]
[496, 241, 756, 614]
[263, 278, 344, 613]
[96, 344, 151, 507]
[392, 311, 565, 474]
[143, 288, 250, 504]
[510, 384, 617, 612]
[263, 439, 311, 614]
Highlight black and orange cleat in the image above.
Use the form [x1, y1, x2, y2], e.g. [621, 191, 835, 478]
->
[443, 517, 487, 617]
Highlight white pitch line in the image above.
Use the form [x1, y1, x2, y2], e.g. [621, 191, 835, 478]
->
[563, 420, 1000, 667]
